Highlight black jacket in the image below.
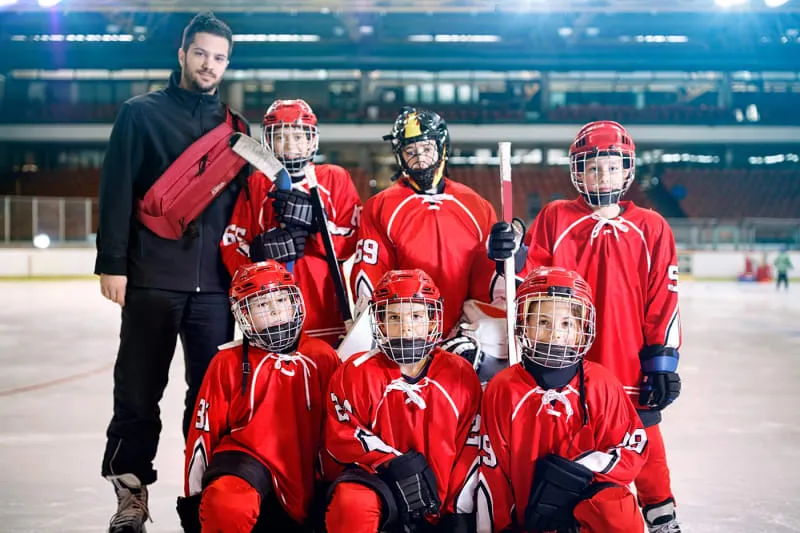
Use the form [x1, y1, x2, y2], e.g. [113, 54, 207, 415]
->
[94, 71, 250, 293]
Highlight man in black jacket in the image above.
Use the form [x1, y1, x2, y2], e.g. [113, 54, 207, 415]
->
[94, 12, 248, 533]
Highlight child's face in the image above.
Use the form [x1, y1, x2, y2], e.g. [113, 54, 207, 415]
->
[269, 125, 315, 161]
[248, 290, 296, 331]
[401, 139, 438, 170]
[381, 301, 432, 339]
[524, 298, 583, 347]
[578, 154, 626, 193]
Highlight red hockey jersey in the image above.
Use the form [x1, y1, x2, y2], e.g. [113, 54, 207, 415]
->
[521, 198, 681, 403]
[324, 347, 482, 516]
[221, 164, 362, 345]
[476, 362, 648, 533]
[184, 334, 341, 523]
[350, 178, 499, 335]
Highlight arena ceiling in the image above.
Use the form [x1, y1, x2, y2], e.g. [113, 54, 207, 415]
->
[3, 0, 800, 13]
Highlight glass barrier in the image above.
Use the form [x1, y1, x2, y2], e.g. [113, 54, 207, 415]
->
[0, 195, 797, 250]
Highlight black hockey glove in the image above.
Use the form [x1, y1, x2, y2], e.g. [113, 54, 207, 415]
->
[250, 227, 308, 264]
[176, 494, 202, 533]
[268, 189, 318, 232]
[525, 454, 593, 533]
[377, 450, 441, 524]
[488, 219, 527, 275]
[639, 344, 682, 411]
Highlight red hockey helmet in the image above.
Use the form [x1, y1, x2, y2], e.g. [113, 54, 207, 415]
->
[569, 120, 636, 207]
[230, 260, 305, 353]
[515, 266, 596, 369]
[261, 99, 319, 174]
[370, 269, 443, 365]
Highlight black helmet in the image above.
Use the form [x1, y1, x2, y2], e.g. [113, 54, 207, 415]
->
[383, 107, 450, 192]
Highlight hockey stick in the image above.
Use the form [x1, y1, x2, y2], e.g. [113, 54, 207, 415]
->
[304, 165, 354, 326]
[498, 142, 520, 366]
[229, 132, 296, 272]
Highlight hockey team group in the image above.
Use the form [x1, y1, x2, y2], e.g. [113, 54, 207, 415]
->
[93, 13, 683, 533]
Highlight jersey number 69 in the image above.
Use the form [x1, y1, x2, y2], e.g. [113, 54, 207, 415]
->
[353, 238, 379, 265]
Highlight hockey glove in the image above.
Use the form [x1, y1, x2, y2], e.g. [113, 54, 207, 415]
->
[639, 344, 682, 410]
[268, 189, 317, 232]
[488, 219, 528, 275]
[176, 494, 202, 533]
[377, 450, 441, 524]
[250, 227, 308, 264]
[525, 454, 593, 533]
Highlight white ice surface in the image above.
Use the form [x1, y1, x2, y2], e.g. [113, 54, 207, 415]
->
[0, 279, 798, 532]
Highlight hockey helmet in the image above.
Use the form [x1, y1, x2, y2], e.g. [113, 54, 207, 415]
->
[261, 99, 319, 174]
[569, 120, 636, 207]
[384, 107, 450, 192]
[230, 260, 305, 353]
[370, 269, 443, 365]
[515, 266, 595, 369]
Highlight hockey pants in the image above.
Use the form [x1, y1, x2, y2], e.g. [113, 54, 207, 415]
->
[200, 475, 261, 533]
[101, 287, 233, 485]
[327, 481, 450, 533]
[573, 485, 644, 533]
[634, 423, 676, 509]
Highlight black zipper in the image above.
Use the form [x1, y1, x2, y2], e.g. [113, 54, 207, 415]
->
[195, 211, 203, 292]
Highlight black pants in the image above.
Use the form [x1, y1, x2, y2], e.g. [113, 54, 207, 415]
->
[101, 287, 233, 485]
[777, 272, 789, 290]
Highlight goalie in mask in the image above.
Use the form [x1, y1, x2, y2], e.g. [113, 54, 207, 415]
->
[474, 266, 648, 533]
[324, 269, 482, 533]
[347, 108, 500, 356]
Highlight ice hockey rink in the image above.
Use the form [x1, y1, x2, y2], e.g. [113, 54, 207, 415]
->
[0, 278, 798, 533]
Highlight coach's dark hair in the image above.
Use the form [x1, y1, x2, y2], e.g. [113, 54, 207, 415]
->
[181, 12, 233, 55]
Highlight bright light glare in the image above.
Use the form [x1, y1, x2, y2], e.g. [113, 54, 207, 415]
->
[764, 0, 789, 7]
[33, 234, 51, 249]
[37, 0, 62, 6]
[715, 0, 748, 6]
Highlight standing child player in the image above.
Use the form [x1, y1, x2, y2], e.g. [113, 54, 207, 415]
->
[177, 260, 340, 532]
[488, 121, 682, 532]
[324, 269, 482, 533]
[476, 266, 648, 533]
[221, 99, 361, 346]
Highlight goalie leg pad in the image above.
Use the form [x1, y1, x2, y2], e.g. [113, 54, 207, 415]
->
[199, 475, 261, 533]
[326, 467, 398, 530]
[524, 454, 594, 532]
